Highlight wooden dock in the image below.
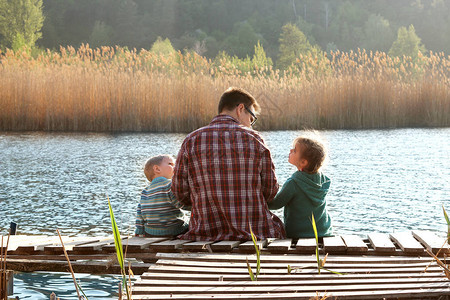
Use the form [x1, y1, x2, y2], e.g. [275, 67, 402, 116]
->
[1, 230, 449, 299]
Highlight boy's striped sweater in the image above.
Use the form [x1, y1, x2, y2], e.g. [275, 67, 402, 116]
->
[135, 176, 189, 236]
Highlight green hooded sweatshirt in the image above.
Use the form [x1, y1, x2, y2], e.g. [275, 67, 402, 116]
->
[268, 171, 332, 238]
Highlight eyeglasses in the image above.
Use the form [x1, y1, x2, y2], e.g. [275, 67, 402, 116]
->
[244, 106, 258, 126]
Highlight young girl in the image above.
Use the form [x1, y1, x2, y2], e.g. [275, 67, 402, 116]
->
[268, 136, 333, 238]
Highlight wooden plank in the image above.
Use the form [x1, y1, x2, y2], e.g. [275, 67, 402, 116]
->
[7, 253, 158, 262]
[182, 241, 214, 252]
[412, 230, 448, 253]
[72, 237, 118, 252]
[341, 235, 368, 253]
[0, 270, 13, 296]
[210, 241, 241, 252]
[1, 235, 36, 252]
[295, 238, 316, 253]
[238, 240, 268, 252]
[154, 259, 433, 270]
[367, 233, 396, 252]
[155, 252, 434, 264]
[140, 271, 442, 282]
[103, 237, 168, 252]
[130, 288, 450, 299]
[147, 263, 444, 275]
[131, 281, 450, 294]
[15, 236, 67, 253]
[266, 239, 292, 252]
[148, 240, 189, 252]
[44, 237, 100, 252]
[323, 236, 346, 253]
[6, 258, 152, 275]
[389, 232, 425, 254]
[133, 277, 449, 287]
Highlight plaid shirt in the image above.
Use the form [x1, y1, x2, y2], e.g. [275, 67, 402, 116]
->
[172, 114, 286, 241]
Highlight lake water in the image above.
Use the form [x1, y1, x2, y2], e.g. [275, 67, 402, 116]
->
[1, 128, 449, 299]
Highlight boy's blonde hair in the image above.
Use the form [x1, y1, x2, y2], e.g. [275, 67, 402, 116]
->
[294, 135, 327, 174]
[144, 154, 173, 181]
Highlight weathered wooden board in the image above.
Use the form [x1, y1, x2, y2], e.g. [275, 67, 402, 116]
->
[132, 282, 450, 294]
[367, 233, 396, 252]
[323, 236, 347, 253]
[15, 236, 70, 253]
[210, 241, 240, 252]
[238, 240, 268, 252]
[295, 238, 317, 253]
[148, 240, 190, 252]
[44, 237, 100, 253]
[389, 232, 424, 254]
[266, 239, 292, 252]
[140, 271, 442, 282]
[71, 237, 118, 252]
[103, 237, 168, 252]
[412, 230, 448, 254]
[153, 259, 432, 270]
[133, 248, 450, 299]
[133, 276, 448, 287]
[130, 288, 450, 299]
[181, 241, 214, 252]
[6, 258, 151, 275]
[146, 263, 443, 275]
[341, 235, 368, 253]
[155, 252, 433, 264]
[1, 235, 37, 252]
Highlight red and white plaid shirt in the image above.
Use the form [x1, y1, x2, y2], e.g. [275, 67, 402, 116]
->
[172, 114, 286, 241]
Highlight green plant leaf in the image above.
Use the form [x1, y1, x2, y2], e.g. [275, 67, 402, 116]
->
[108, 196, 131, 299]
[249, 226, 260, 277]
[246, 257, 255, 281]
[76, 281, 89, 300]
[443, 205, 450, 239]
[108, 197, 124, 270]
[311, 213, 321, 274]
[321, 268, 344, 275]
[443, 205, 450, 225]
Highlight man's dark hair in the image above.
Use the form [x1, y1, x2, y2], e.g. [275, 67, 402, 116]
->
[218, 87, 260, 114]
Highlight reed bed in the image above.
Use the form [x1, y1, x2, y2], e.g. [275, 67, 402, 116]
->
[0, 45, 449, 132]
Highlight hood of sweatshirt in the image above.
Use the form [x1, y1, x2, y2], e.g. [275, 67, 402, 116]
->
[291, 171, 331, 206]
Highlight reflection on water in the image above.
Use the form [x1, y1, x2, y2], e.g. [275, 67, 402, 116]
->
[1, 129, 449, 299]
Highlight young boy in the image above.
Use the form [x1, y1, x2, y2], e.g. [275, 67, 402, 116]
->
[135, 155, 189, 237]
[268, 136, 333, 238]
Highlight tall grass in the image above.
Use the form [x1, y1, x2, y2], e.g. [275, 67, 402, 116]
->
[0, 46, 449, 132]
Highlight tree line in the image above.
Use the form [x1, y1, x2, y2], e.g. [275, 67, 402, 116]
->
[0, 0, 448, 68]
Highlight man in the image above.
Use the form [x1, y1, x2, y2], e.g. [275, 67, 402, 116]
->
[172, 87, 285, 241]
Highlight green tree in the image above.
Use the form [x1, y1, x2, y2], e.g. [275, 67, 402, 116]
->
[150, 36, 176, 55]
[277, 23, 313, 70]
[361, 14, 394, 53]
[252, 41, 273, 68]
[388, 25, 426, 61]
[0, 0, 44, 50]
[89, 21, 115, 48]
[328, 1, 368, 51]
[222, 21, 263, 58]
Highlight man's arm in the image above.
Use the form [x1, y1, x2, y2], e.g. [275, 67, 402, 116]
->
[167, 181, 192, 211]
[260, 147, 279, 202]
[171, 141, 192, 207]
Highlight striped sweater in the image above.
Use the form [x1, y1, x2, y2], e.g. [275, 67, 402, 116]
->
[135, 176, 189, 236]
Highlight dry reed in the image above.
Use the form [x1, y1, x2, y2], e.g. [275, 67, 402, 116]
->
[0, 45, 449, 132]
